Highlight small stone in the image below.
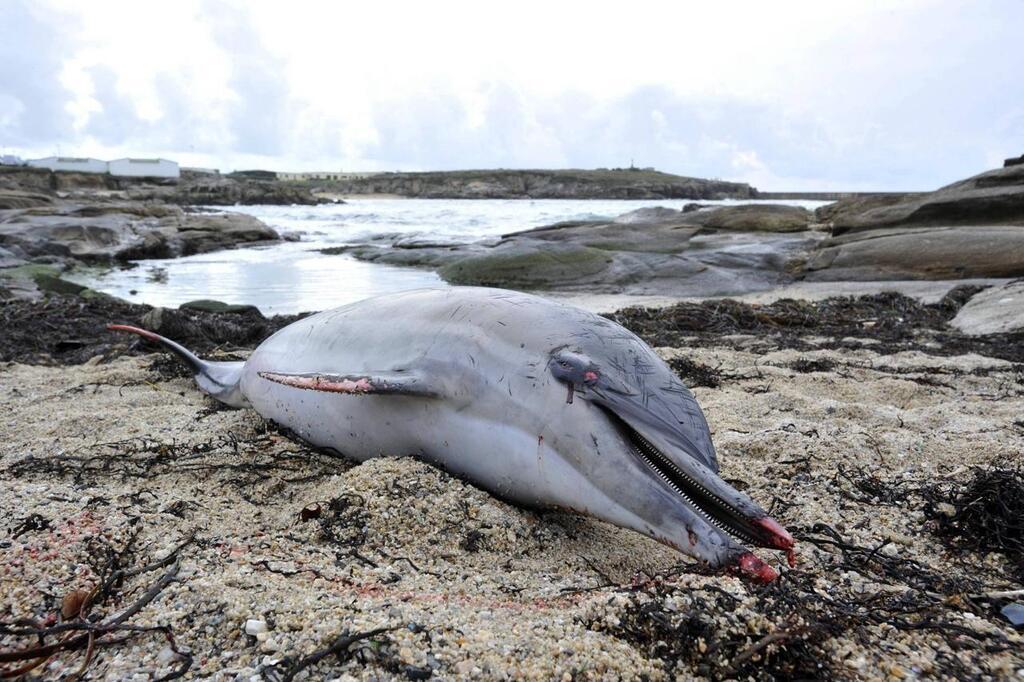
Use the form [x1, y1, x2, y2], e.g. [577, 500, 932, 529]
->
[156, 646, 180, 665]
[244, 619, 268, 636]
[1001, 602, 1024, 627]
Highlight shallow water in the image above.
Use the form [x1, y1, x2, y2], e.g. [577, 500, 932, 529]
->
[68, 198, 826, 315]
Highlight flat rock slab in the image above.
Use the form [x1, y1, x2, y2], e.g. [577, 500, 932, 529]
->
[950, 281, 1024, 335]
[821, 165, 1024, 233]
[804, 225, 1024, 281]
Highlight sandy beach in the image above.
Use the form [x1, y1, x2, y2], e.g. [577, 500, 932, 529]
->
[2, 290, 1022, 680]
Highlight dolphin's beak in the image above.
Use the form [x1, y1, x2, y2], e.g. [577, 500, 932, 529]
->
[588, 380, 795, 580]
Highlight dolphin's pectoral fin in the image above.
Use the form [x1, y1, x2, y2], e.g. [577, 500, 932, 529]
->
[257, 370, 439, 397]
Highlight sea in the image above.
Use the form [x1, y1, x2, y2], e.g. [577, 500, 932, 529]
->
[67, 198, 826, 315]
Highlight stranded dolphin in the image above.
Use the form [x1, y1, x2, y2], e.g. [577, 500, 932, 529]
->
[109, 287, 794, 581]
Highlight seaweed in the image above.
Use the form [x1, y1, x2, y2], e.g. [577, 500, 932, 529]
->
[607, 287, 1024, 363]
[667, 357, 723, 388]
[260, 627, 398, 682]
[587, 521, 1014, 680]
[5, 427, 348, 505]
[922, 465, 1024, 582]
[0, 293, 307, 365]
[0, 533, 195, 680]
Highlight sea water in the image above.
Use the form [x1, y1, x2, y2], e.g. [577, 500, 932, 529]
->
[68, 198, 825, 315]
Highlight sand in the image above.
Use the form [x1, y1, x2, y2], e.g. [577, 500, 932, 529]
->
[2, 339, 1023, 679]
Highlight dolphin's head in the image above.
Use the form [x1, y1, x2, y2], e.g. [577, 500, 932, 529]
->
[543, 336, 794, 582]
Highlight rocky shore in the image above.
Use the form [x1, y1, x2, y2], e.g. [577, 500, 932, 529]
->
[335, 165, 1024, 300]
[0, 167, 302, 300]
[1, 291, 1022, 679]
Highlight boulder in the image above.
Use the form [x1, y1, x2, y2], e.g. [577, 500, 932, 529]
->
[179, 299, 263, 315]
[440, 242, 613, 288]
[804, 226, 1024, 281]
[950, 281, 1024, 335]
[695, 204, 812, 232]
[1005, 154, 1024, 168]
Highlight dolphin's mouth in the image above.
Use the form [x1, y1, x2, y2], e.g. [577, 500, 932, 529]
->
[617, 418, 796, 572]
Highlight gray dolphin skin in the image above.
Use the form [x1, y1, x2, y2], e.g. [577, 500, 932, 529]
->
[110, 287, 794, 581]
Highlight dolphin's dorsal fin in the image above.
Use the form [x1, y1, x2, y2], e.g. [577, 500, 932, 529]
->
[257, 370, 439, 397]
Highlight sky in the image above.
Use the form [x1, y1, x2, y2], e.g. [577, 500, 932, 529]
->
[1, 0, 1021, 190]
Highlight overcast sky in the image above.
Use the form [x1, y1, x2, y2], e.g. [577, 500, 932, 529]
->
[1, 0, 1020, 190]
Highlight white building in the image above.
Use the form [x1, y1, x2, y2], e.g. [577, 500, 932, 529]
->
[108, 158, 179, 178]
[27, 156, 108, 173]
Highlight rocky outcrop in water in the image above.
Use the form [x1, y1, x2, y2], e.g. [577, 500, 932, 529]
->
[0, 201, 279, 300]
[0, 202, 278, 264]
[316, 168, 755, 200]
[339, 204, 819, 295]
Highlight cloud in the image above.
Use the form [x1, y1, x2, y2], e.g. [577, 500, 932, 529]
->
[0, 1, 79, 150]
[2, 0, 1022, 190]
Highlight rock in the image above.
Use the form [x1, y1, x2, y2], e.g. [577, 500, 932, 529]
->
[179, 299, 263, 315]
[950, 281, 1024, 335]
[0, 190, 55, 210]
[612, 206, 685, 224]
[141, 304, 271, 346]
[440, 242, 613, 288]
[343, 205, 818, 295]
[0, 262, 109, 301]
[821, 165, 1024, 234]
[1001, 603, 1024, 628]
[244, 619, 268, 636]
[0, 246, 27, 268]
[173, 212, 278, 256]
[804, 226, 1024, 281]
[515, 218, 699, 254]
[0, 203, 278, 263]
[1005, 154, 1024, 168]
[697, 204, 813, 232]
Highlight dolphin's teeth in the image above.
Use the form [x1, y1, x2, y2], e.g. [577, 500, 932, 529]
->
[630, 432, 761, 547]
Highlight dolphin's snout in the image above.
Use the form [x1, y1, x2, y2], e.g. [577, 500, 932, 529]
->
[587, 379, 797, 580]
[548, 345, 795, 580]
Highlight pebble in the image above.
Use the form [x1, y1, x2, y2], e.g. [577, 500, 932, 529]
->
[244, 619, 268, 636]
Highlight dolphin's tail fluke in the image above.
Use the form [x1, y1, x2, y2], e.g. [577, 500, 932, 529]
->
[107, 324, 249, 408]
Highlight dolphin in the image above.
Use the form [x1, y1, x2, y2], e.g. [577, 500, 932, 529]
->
[109, 287, 794, 581]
